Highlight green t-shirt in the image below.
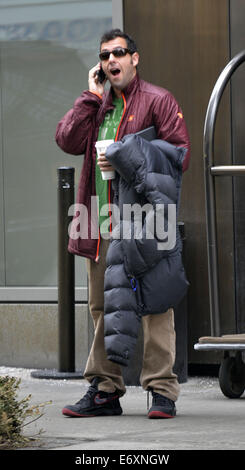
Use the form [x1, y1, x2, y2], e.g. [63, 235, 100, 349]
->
[96, 95, 124, 234]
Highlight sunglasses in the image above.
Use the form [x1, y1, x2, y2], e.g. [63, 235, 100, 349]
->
[99, 47, 132, 61]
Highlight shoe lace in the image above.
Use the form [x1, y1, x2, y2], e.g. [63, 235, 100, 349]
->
[151, 391, 173, 406]
[75, 382, 98, 407]
[147, 388, 173, 410]
[147, 390, 151, 410]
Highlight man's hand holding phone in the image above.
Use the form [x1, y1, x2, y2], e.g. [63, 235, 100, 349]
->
[88, 62, 107, 96]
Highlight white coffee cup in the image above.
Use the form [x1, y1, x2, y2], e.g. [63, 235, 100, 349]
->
[95, 139, 115, 180]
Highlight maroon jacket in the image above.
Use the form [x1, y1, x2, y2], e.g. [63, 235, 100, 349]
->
[55, 73, 190, 260]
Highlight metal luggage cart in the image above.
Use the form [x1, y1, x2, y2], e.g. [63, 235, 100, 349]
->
[194, 50, 245, 398]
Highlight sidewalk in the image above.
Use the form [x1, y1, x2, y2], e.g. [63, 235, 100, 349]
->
[1, 366, 245, 451]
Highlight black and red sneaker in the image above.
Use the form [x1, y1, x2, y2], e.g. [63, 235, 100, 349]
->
[62, 378, 122, 417]
[148, 391, 176, 419]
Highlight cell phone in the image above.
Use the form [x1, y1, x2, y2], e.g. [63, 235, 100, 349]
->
[97, 65, 106, 83]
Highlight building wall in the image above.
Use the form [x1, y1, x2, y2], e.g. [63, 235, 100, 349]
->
[0, 0, 112, 369]
[1, 0, 245, 369]
[230, 0, 245, 334]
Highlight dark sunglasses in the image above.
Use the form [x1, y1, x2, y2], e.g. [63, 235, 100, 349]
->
[99, 47, 132, 61]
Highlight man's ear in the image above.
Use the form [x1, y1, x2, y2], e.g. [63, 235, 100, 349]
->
[132, 52, 139, 67]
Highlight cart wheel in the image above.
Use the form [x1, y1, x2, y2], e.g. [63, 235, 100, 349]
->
[219, 352, 245, 398]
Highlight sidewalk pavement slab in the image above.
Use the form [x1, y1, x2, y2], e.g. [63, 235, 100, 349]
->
[1, 366, 245, 451]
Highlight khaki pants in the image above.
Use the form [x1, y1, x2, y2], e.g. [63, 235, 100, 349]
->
[84, 238, 180, 402]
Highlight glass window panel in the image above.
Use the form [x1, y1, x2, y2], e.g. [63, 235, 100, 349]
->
[0, 1, 112, 288]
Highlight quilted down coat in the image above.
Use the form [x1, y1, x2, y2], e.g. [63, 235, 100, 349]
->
[103, 134, 189, 366]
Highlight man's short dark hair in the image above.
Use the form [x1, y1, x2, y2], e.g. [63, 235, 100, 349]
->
[100, 29, 137, 53]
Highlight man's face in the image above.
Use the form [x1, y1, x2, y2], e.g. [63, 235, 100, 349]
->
[100, 37, 139, 93]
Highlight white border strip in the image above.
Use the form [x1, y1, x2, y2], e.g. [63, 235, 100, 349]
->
[0, 287, 87, 302]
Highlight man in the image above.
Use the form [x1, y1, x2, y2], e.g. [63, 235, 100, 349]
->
[55, 29, 190, 419]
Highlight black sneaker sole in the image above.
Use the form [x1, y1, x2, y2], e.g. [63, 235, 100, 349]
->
[148, 407, 176, 419]
[62, 406, 122, 417]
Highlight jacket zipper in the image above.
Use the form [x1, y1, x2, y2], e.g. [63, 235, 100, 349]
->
[115, 92, 127, 142]
[95, 92, 127, 262]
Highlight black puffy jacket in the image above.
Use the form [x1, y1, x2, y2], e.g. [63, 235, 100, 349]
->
[103, 135, 189, 366]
